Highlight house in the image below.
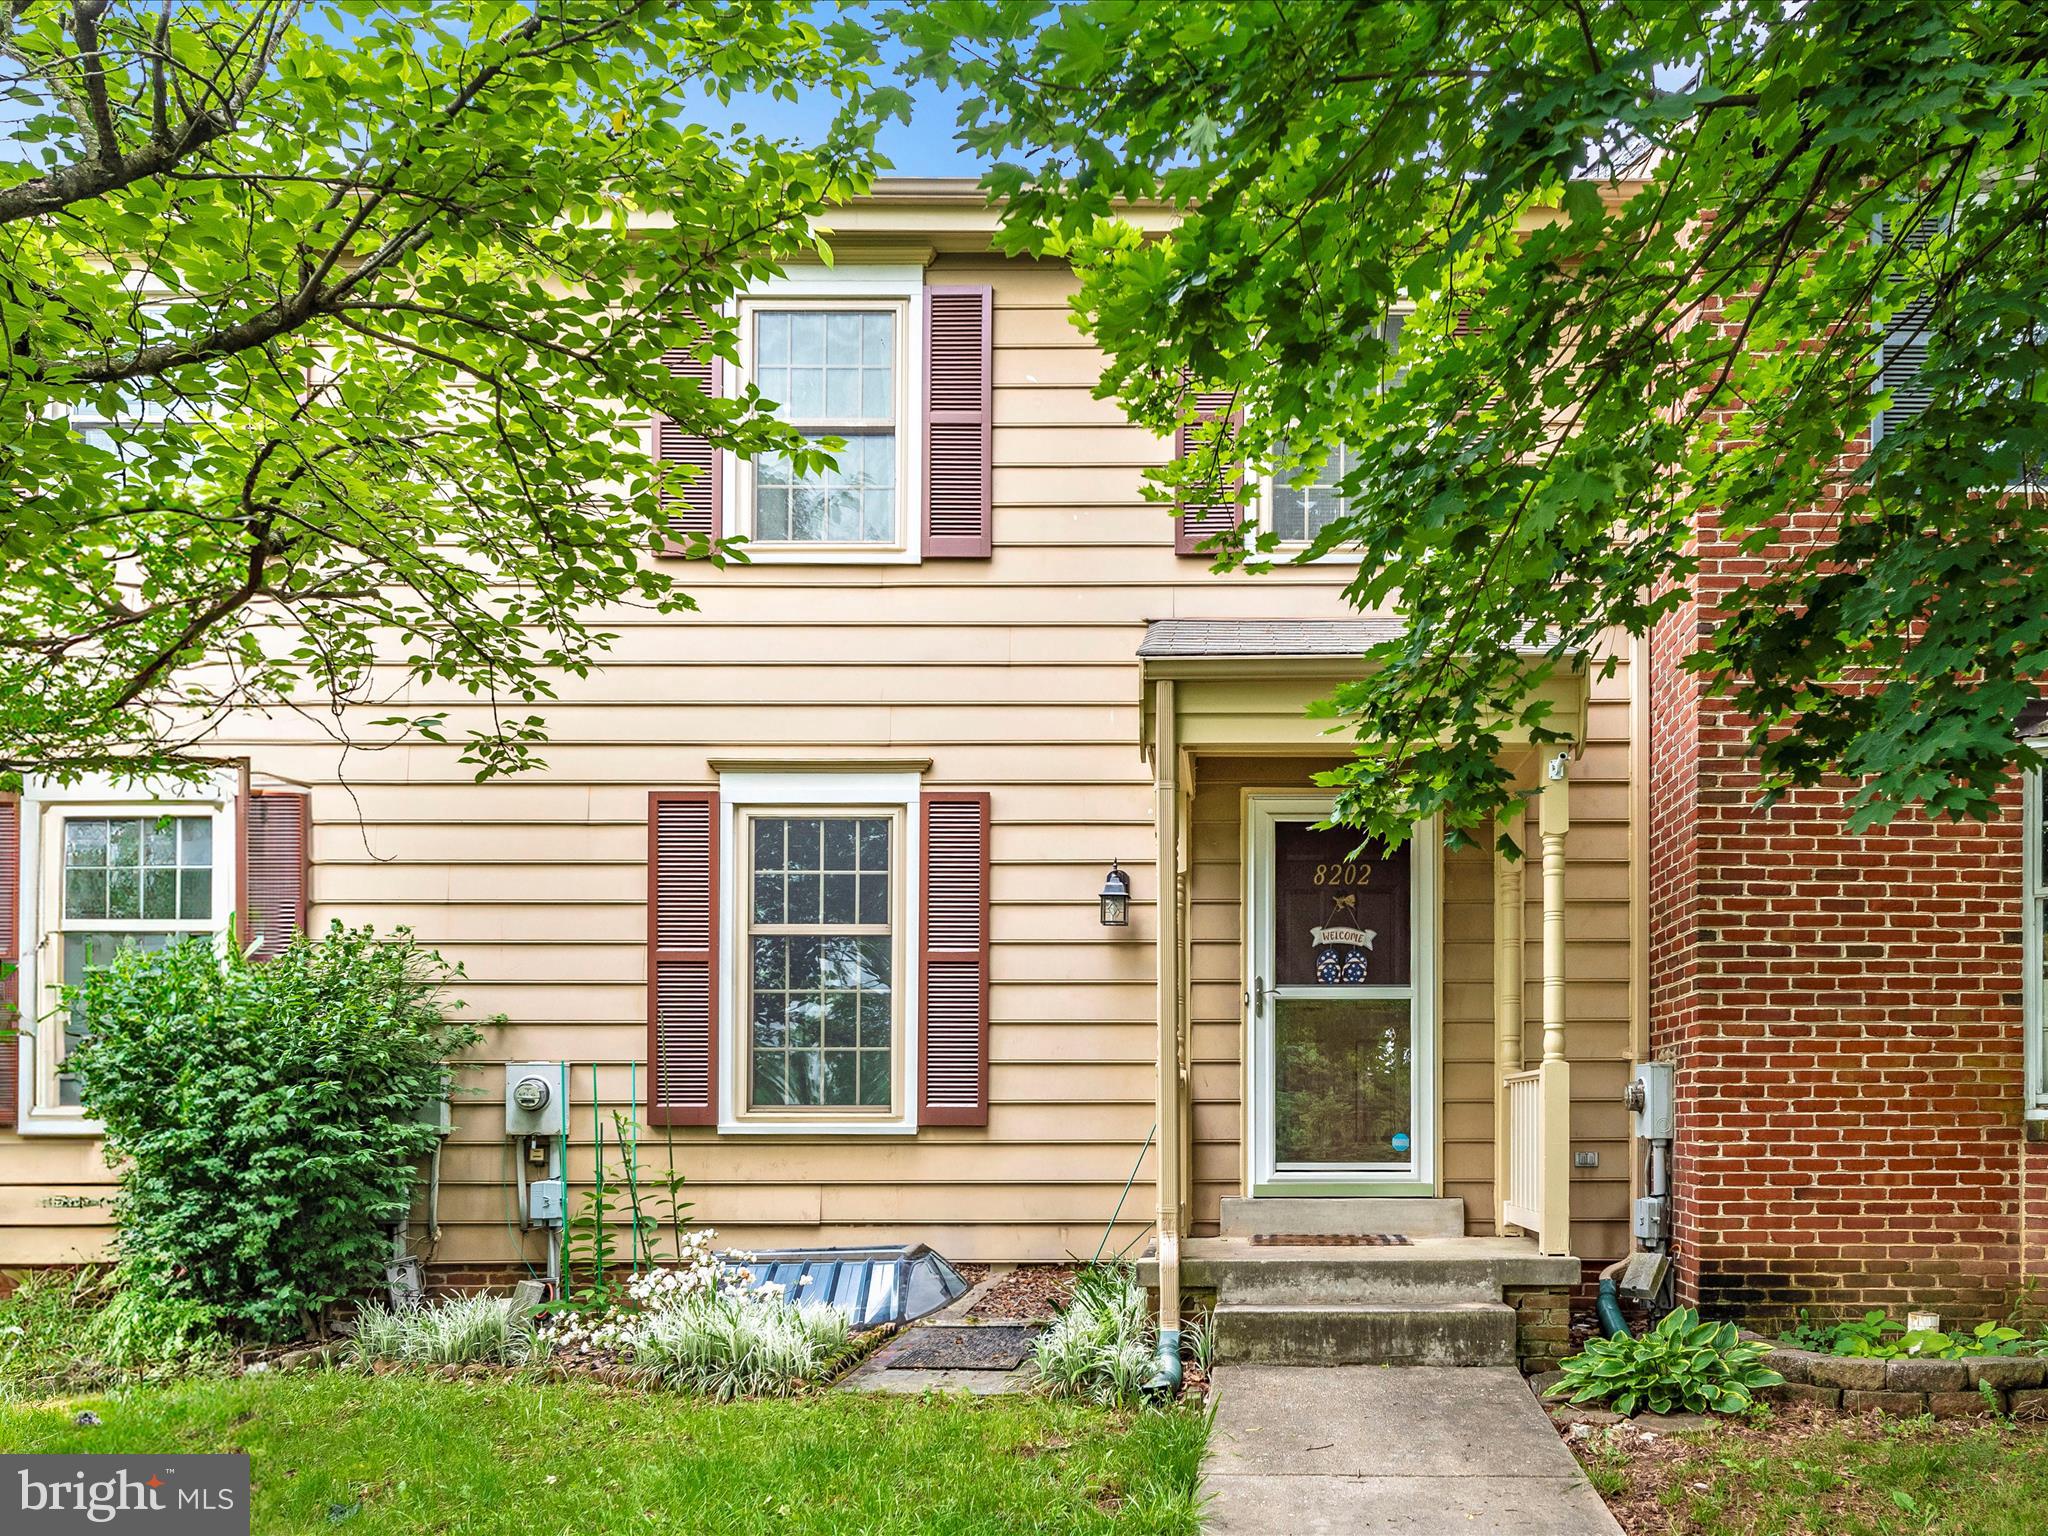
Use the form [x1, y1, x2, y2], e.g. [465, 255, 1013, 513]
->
[3, 180, 2042, 1363]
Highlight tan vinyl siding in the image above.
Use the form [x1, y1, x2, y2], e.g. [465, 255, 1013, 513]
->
[0, 253, 1638, 1265]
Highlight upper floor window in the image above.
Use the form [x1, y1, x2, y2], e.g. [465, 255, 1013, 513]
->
[752, 308, 899, 545]
[1255, 313, 1405, 555]
[1272, 442, 1360, 545]
[728, 268, 924, 563]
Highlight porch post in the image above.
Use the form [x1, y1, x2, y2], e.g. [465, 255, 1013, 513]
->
[1537, 752, 1573, 1257]
[1152, 680, 1183, 1355]
[1491, 809, 1525, 1235]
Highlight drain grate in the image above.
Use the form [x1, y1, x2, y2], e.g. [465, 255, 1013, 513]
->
[1249, 1232, 1413, 1247]
[884, 1325, 1040, 1371]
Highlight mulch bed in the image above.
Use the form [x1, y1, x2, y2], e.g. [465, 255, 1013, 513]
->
[1554, 1398, 2036, 1535]
[965, 1265, 1077, 1321]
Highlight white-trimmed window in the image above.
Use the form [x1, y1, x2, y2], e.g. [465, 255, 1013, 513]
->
[1259, 312, 1406, 554]
[15, 774, 237, 1130]
[1272, 441, 1363, 545]
[717, 770, 921, 1133]
[2026, 768, 2048, 1114]
[728, 266, 925, 564]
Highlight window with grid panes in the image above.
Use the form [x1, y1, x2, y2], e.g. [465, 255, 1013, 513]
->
[47, 812, 220, 1106]
[744, 812, 896, 1110]
[751, 308, 898, 543]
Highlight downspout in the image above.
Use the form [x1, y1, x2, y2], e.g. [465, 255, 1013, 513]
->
[1146, 679, 1183, 1393]
[1596, 1260, 1630, 1339]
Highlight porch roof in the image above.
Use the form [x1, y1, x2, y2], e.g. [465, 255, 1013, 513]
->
[1137, 618, 1588, 756]
[1137, 618, 1408, 660]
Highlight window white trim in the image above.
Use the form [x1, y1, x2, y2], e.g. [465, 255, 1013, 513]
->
[723, 264, 925, 566]
[13, 771, 239, 1135]
[714, 769, 922, 1134]
[2025, 764, 2047, 1117]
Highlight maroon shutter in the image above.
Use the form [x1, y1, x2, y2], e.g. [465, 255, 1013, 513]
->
[923, 286, 994, 557]
[1173, 387, 1245, 555]
[0, 794, 19, 1126]
[655, 340, 722, 547]
[649, 791, 719, 1126]
[242, 790, 309, 961]
[920, 792, 990, 1126]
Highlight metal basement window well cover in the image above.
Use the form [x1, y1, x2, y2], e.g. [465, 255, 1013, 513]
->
[737, 1243, 969, 1329]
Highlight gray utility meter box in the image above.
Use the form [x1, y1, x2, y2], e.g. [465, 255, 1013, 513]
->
[504, 1062, 567, 1137]
[1624, 1061, 1675, 1141]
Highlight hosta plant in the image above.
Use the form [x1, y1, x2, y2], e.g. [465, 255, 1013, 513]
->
[1549, 1309, 1783, 1417]
[1778, 1310, 2038, 1360]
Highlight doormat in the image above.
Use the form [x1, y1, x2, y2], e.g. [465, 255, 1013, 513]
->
[1249, 1232, 1413, 1247]
[885, 1325, 1041, 1371]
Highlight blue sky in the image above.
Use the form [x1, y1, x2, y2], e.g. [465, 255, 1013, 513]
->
[680, 4, 992, 179]
[697, 66, 987, 178]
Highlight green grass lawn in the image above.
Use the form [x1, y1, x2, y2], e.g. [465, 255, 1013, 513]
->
[1, 1372, 1208, 1535]
[1573, 1407, 2048, 1535]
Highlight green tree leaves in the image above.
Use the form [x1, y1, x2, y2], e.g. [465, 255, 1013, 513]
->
[2, 2, 902, 784]
[901, 0, 2048, 846]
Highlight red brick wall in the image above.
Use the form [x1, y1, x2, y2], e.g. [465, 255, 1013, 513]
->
[1648, 502, 2048, 1322]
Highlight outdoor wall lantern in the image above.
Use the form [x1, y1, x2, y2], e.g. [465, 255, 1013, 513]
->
[1098, 861, 1132, 927]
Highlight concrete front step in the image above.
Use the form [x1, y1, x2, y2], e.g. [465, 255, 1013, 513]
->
[1214, 1300, 1518, 1367]
[1141, 1236, 1581, 1307]
[1219, 1196, 1466, 1239]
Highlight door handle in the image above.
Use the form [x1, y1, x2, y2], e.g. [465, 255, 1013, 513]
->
[1245, 975, 1265, 1013]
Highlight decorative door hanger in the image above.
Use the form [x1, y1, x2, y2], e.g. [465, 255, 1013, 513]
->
[1274, 820, 1410, 988]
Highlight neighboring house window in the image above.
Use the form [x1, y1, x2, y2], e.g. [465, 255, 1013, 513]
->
[66, 390, 174, 455]
[46, 814, 217, 1105]
[1872, 216, 1940, 446]
[15, 776, 237, 1128]
[1870, 214, 2039, 489]
[743, 811, 897, 1110]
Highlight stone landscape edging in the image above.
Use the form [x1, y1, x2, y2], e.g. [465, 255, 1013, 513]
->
[1746, 1334, 2048, 1419]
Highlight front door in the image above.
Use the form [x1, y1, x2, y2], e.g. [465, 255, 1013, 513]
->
[1246, 797, 1435, 1194]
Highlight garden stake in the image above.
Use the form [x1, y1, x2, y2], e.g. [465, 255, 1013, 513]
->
[627, 1061, 643, 1271]
[1094, 1123, 1156, 1263]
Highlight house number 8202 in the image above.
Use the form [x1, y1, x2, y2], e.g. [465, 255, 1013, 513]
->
[1311, 863, 1372, 886]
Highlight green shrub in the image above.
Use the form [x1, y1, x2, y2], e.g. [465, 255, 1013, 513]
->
[0, 1267, 227, 1399]
[1550, 1308, 1783, 1417]
[347, 1295, 543, 1368]
[69, 924, 486, 1343]
[628, 1288, 852, 1399]
[1777, 1309, 2038, 1360]
[1033, 1263, 1156, 1407]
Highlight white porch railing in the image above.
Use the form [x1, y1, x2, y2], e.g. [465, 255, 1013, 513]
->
[1500, 1059, 1573, 1255]
[1501, 1068, 1542, 1232]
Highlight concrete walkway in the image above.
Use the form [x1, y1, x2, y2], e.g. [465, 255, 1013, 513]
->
[1201, 1365, 1624, 1535]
